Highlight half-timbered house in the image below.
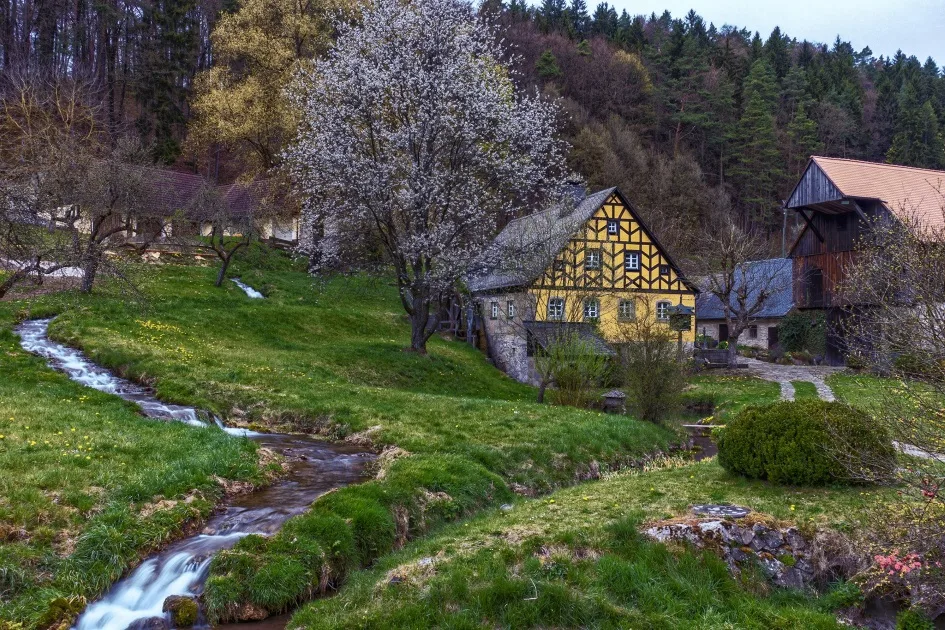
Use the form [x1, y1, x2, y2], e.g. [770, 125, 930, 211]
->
[786, 156, 945, 363]
[467, 186, 697, 383]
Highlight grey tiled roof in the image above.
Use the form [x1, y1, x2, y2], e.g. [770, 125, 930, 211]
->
[695, 258, 793, 321]
[467, 188, 616, 292]
[523, 321, 616, 356]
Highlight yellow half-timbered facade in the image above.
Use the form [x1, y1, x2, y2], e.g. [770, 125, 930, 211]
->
[468, 187, 697, 384]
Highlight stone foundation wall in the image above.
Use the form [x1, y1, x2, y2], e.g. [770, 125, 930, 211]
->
[696, 318, 781, 350]
[477, 293, 538, 385]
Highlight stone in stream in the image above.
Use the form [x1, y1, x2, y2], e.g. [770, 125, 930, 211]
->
[162, 595, 198, 628]
[125, 617, 169, 630]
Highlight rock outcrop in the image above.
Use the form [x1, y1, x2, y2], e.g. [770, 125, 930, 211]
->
[644, 507, 815, 589]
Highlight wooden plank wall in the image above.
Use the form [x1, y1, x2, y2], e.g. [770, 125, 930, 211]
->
[792, 251, 855, 308]
[787, 162, 843, 208]
[792, 211, 862, 256]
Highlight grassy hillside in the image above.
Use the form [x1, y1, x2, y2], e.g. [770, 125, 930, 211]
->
[0, 305, 266, 626]
[289, 460, 892, 629]
[46, 260, 673, 491]
[0, 253, 674, 626]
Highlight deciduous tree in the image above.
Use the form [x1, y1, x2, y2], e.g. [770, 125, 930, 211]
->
[287, 0, 566, 353]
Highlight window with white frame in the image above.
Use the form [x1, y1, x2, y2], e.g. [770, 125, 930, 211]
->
[618, 299, 635, 321]
[507, 300, 515, 319]
[656, 301, 671, 321]
[547, 297, 565, 320]
[583, 298, 599, 320]
[748, 325, 758, 339]
[624, 251, 641, 272]
[490, 301, 499, 319]
[607, 219, 619, 235]
[585, 249, 601, 270]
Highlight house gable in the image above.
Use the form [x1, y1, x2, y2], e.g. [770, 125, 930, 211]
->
[532, 192, 694, 294]
[786, 159, 844, 210]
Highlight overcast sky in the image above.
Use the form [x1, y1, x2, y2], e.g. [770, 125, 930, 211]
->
[605, 0, 945, 65]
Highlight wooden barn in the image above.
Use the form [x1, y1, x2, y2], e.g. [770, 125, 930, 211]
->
[785, 156, 945, 364]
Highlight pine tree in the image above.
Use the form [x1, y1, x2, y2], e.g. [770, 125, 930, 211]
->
[536, 50, 563, 78]
[887, 83, 945, 169]
[729, 59, 784, 228]
[566, 0, 589, 38]
[786, 102, 822, 178]
[764, 26, 790, 80]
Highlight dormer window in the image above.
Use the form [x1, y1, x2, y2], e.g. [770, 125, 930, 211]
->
[606, 219, 619, 235]
[585, 249, 601, 270]
[624, 251, 640, 272]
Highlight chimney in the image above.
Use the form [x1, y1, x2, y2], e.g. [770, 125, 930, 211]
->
[558, 180, 586, 217]
[568, 180, 586, 207]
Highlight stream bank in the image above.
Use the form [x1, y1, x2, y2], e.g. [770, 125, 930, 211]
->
[16, 318, 374, 630]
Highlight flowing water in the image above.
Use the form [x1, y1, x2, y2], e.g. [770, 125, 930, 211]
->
[15, 319, 374, 630]
[231, 279, 264, 299]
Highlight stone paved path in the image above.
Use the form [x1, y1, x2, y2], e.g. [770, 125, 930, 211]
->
[740, 357, 843, 402]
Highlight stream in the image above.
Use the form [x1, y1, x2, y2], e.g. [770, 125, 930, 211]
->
[15, 319, 374, 630]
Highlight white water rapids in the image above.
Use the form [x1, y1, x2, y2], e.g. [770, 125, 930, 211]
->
[15, 318, 373, 629]
[231, 279, 264, 299]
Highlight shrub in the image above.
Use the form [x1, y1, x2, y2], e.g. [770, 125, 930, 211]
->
[778, 311, 826, 355]
[716, 400, 895, 485]
[616, 311, 686, 424]
[896, 609, 935, 630]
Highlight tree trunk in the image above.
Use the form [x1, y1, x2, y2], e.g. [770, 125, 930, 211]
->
[727, 332, 740, 367]
[408, 291, 438, 353]
[215, 255, 230, 287]
[0, 268, 28, 299]
[537, 380, 547, 403]
[81, 256, 98, 293]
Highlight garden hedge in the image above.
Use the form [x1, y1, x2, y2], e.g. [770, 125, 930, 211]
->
[716, 400, 895, 485]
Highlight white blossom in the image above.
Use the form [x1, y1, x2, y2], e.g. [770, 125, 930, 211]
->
[285, 0, 566, 350]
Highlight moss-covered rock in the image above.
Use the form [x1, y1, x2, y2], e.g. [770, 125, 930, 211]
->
[162, 595, 198, 628]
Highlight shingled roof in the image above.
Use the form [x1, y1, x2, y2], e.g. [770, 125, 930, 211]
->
[467, 187, 695, 294]
[695, 258, 793, 321]
[524, 321, 616, 356]
[789, 156, 945, 231]
[467, 188, 616, 293]
[142, 168, 272, 220]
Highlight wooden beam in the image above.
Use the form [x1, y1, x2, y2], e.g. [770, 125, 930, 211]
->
[850, 200, 869, 225]
[799, 209, 825, 243]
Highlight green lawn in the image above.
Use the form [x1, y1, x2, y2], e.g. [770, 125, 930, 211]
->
[791, 381, 819, 400]
[289, 459, 892, 629]
[683, 373, 781, 423]
[2, 252, 914, 627]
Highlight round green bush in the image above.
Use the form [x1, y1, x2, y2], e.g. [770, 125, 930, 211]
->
[716, 400, 895, 485]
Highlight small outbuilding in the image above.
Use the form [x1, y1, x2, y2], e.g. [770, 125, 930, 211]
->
[695, 258, 793, 350]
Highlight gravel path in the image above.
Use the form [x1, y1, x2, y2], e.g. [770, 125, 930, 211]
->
[740, 357, 843, 402]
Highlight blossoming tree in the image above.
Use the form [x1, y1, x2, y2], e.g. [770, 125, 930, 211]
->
[285, 0, 566, 352]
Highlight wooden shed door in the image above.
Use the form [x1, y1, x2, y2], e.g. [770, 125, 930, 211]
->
[768, 327, 779, 350]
